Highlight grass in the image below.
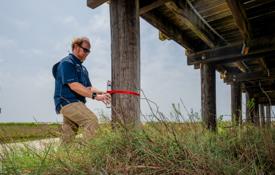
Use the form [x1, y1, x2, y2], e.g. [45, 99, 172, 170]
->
[0, 122, 61, 143]
[0, 121, 274, 175]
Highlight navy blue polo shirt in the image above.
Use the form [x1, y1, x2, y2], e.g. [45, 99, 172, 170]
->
[52, 53, 92, 113]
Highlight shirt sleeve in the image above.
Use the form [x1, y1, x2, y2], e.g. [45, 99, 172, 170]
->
[87, 75, 92, 87]
[60, 61, 78, 85]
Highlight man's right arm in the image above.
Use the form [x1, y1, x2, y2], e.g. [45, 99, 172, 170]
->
[68, 82, 94, 98]
[68, 82, 111, 104]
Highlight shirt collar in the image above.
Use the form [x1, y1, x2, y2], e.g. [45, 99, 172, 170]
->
[69, 53, 82, 65]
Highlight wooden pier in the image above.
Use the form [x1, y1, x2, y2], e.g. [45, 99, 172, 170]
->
[88, 0, 275, 130]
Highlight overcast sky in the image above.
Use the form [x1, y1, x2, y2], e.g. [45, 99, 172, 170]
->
[0, 0, 234, 123]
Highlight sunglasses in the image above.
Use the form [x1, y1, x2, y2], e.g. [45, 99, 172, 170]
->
[78, 45, 90, 54]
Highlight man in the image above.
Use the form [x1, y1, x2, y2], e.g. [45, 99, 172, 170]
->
[52, 37, 111, 143]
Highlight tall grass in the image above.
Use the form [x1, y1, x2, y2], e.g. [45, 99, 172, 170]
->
[1, 96, 274, 174]
[1, 121, 274, 174]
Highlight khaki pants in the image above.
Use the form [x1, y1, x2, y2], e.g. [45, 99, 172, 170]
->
[60, 102, 99, 143]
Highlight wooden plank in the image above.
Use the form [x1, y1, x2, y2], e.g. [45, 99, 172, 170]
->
[225, 68, 275, 83]
[187, 35, 275, 65]
[110, 0, 140, 128]
[139, 0, 171, 15]
[201, 63, 216, 131]
[141, 10, 198, 51]
[231, 83, 242, 125]
[245, 87, 275, 95]
[234, 61, 249, 72]
[87, 0, 108, 9]
[258, 58, 270, 74]
[257, 96, 275, 105]
[165, 1, 226, 48]
[226, 0, 252, 40]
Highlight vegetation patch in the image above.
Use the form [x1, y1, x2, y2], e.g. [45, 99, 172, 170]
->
[0, 123, 61, 143]
[1, 122, 274, 175]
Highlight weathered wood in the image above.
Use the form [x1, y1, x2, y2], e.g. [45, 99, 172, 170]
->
[201, 63, 216, 131]
[234, 61, 249, 72]
[257, 95, 275, 105]
[225, 68, 275, 83]
[141, 10, 197, 51]
[165, 1, 226, 48]
[165, 2, 214, 48]
[259, 104, 265, 127]
[110, 0, 140, 128]
[259, 58, 270, 74]
[266, 105, 271, 127]
[187, 35, 275, 65]
[258, 100, 275, 105]
[139, 0, 171, 15]
[231, 83, 242, 125]
[226, 0, 252, 41]
[87, 0, 108, 9]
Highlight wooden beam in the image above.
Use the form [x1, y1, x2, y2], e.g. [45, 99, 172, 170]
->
[257, 98, 275, 105]
[225, 68, 275, 83]
[110, 0, 140, 128]
[245, 87, 275, 95]
[259, 58, 270, 75]
[87, 0, 108, 9]
[233, 61, 249, 72]
[231, 82, 242, 125]
[226, 0, 252, 41]
[201, 63, 216, 131]
[244, 81, 275, 94]
[165, 1, 225, 48]
[187, 35, 275, 65]
[139, 0, 171, 15]
[141, 10, 198, 51]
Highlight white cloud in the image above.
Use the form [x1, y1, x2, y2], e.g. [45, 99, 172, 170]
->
[0, 37, 16, 49]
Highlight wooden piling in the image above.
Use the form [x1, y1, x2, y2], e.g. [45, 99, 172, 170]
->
[110, 0, 141, 128]
[231, 82, 242, 125]
[201, 63, 216, 131]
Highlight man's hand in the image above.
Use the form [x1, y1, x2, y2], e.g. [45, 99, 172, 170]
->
[95, 93, 111, 105]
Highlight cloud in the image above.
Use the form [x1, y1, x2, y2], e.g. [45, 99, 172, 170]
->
[0, 37, 16, 49]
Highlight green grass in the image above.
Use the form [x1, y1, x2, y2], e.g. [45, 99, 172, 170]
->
[0, 122, 61, 143]
[1, 122, 274, 175]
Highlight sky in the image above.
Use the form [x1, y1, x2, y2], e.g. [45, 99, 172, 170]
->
[0, 0, 234, 123]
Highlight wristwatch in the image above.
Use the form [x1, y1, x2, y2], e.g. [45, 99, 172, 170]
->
[91, 92, 97, 99]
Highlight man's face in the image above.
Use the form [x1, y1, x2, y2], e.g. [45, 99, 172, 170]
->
[75, 41, 91, 61]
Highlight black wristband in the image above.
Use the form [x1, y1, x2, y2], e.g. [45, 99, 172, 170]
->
[91, 92, 97, 99]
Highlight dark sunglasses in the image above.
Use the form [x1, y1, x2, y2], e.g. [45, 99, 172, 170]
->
[78, 45, 90, 53]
